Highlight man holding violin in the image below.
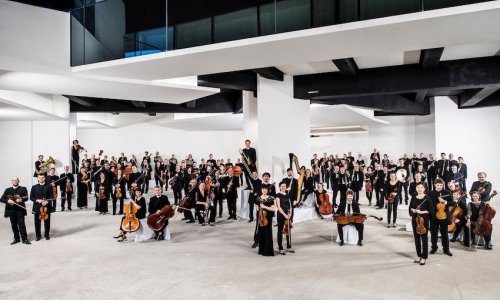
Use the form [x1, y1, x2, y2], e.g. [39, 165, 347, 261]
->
[428, 178, 452, 256]
[1, 177, 30, 245]
[30, 174, 52, 241]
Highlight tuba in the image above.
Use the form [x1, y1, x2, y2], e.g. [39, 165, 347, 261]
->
[396, 169, 407, 183]
[36, 156, 55, 174]
[289, 153, 306, 206]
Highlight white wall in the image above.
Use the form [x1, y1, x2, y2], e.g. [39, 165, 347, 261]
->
[77, 123, 243, 163]
[435, 96, 500, 191]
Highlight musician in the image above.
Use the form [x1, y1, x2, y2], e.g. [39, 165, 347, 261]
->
[370, 148, 380, 167]
[96, 172, 109, 215]
[314, 183, 329, 218]
[141, 159, 152, 194]
[276, 182, 296, 254]
[181, 179, 196, 223]
[437, 153, 449, 180]
[301, 169, 314, 205]
[34, 155, 46, 177]
[153, 151, 162, 164]
[77, 167, 89, 209]
[335, 190, 364, 246]
[1, 177, 30, 245]
[426, 154, 437, 191]
[470, 172, 492, 201]
[242, 139, 257, 172]
[447, 165, 464, 191]
[112, 169, 126, 215]
[374, 164, 386, 209]
[282, 168, 298, 206]
[169, 154, 178, 177]
[71, 140, 84, 174]
[338, 166, 350, 204]
[115, 189, 146, 242]
[100, 155, 109, 166]
[350, 165, 363, 204]
[396, 159, 409, 204]
[235, 159, 245, 185]
[225, 159, 234, 171]
[384, 172, 401, 228]
[409, 173, 428, 197]
[46, 168, 59, 212]
[330, 165, 340, 207]
[364, 166, 374, 206]
[409, 182, 434, 265]
[30, 174, 52, 241]
[312, 160, 321, 185]
[59, 166, 74, 211]
[248, 171, 262, 222]
[148, 186, 171, 240]
[171, 165, 183, 205]
[320, 153, 328, 184]
[467, 191, 493, 249]
[212, 171, 225, 218]
[255, 186, 276, 256]
[457, 157, 468, 192]
[128, 166, 142, 192]
[224, 168, 240, 220]
[261, 172, 276, 196]
[449, 190, 468, 245]
[429, 178, 453, 256]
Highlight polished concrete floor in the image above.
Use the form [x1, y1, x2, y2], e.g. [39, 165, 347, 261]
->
[1, 190, 498, 300]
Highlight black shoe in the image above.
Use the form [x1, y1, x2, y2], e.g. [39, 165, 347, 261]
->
[463, 243, 470, 247]
[251, 242, 258, 248]
[227, 216, 233, 220]
[209, 222, 215, 226]
[233, 217, 237, 220]
[22, 240, 31, 245]
[444, 251, 453, 257]
[68, 208, 72, 211]
[248, 219, 253, 222]
[357, 240, 363, 246]
[181, 217, 188, 221]
[486, 243, 493, 250]
[339, 241, 344, 246]
[186, 220, 195, 223]
[35, 236, 42, 241]
[45, 236, 50, 240]
[430, 249, 437, 254]
[450, 238, 457, 242]
[217, 215, 222, 218]
[61, 208, 65, 211]
[10, 240, 20, 245]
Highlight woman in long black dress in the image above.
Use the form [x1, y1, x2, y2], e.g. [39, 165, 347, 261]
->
[77, 167, 89, 209]
[409, 182, 434, 265]
[257, 186, 276, 256]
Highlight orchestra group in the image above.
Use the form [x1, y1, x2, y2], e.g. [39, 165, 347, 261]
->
[1, 141, 495, 264]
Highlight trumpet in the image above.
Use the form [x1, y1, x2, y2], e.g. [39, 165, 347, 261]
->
[36, 156, 55, 175]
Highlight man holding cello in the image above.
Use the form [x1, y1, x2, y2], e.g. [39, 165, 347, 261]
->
[148, 186, 171, 240]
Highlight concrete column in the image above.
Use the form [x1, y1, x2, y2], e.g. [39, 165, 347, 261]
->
[256, 75, 310, 182]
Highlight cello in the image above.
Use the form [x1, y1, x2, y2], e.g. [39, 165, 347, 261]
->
[121, 200, 140, 233]
[475, 191, 497, 237]
[147, 205, 175, 231]
[318, 192, 333, 215]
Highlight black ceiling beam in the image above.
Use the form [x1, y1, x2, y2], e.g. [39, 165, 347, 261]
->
[294, 56, 500, 100]
[312, 94, 430, 115]
[130, 101, 147, 108]
[64, 95, 96, 107]
[332, 58, 359, 76]
[415, 91, 427, 104]
[198, 70, 257, 92]
[459, 87, 499, 107]
[419, 47, 444, 70]
[184, 100, 196, 109]
[252, 67, 284, 81]
[459, 89, 500, 109]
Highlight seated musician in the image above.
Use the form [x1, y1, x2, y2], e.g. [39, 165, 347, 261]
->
[449, 190, 468, 246]
[314, 182, 328, 219]
[114, 188, 146, 242]
[148, 186, 171, 240]
[335, 190, 364, 246]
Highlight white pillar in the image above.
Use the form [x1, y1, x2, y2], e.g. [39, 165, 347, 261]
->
[242, 91, 258, 148]
[256, 75, 310, 182]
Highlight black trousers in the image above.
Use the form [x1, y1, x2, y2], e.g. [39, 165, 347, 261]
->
[337, 223, 364, 242]
[470, 230, 491, 245]
[71, 158, 79, 174]
[142, 180, 150, 194]
[375, 188, 383, 207]
[430, 218, 450, 252]
[248, 194, 256, 221]
[184, 209, 194, 221]
[112, 196, 124, 215]
[277, 215, 291, 250]
[339, 185, 348, 204]
[61, 192, 72, 209]
[413, 229, 429, 259]
[366, 191, 373, 204]
[427, 176, 436, 191]
[331, 186, 339, 206]
[34, 213, 50, 238]
[173, 188, 182, 205]
[387, 201, 398, 224]
[227, 195, 237, 218]
[399, 182, 409, 203]
[195, 204, 206, 224]
[9, 213, 28, 241]
[213, 197, 224, 217]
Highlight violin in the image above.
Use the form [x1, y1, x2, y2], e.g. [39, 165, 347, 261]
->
[318, 192, 333, 215]
[121, 200, 140, 233]
[258, 209, 268, 227]
[387, 192, 398, 204]
[98, 186, 106, 200]
[66, 180, 73, 193]
[115, 185, 122, 199]
[39, 199, 49, 221]
[283, 218, 292, 236]
[448, 202, 463, 233]
[475, 191, 497, 236]
[416, 215, 427, 235]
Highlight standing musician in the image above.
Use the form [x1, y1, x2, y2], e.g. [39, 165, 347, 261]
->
[470, 172, 492, 201]
[96, 172, 109, 215]
[1, 177, 30, 245]
[449, 190, 468, 245]
[213, 171, 225, 218]
[46, 168, 59, 212]
[242, 139, 257, 188]
[128, 165, 143, 194]
[396, 159, 409, 204]
[409, 173, 428, 198]
[112, 169, 126, 215]
[335, 190, 364, 246]
[248, 171, 262, 223]
[30, 174, 52, 241]
[77, 167, 89, 209]
[338, 166, 350, 204]
[168, 154, 178, 177]
[384, 172, 401, 228]
[457, 157, 468, 192]
[115, 189, 146, 242]
[255, 186, 276, 256]
[409, 182, 434, 265]
[301, 169, 315, 205]
[117, 152, 128, 165]
[370, 148, 380, 167]
[350, 165, 363, 204]
[34, 155, 46, 177]
[141, 158, 152, 194]
[282, 168, 298, 207]
[71, 140, 85, 174]
[330, 165, 340, 207]
[148, 186, 171, 240]
[181, 179, 196, 223]
[235, 159, 245, 186]
[426, 154, 437, 191]
[59, 165, 74, 211]
[364, 166, 374, 206]
[374, 164, 386, 209]
[171, 165, 183, 205]
[154, 161, 165, 191]
[276, 182, 296, 254]
[261, 172, 276, 196]
[429, 178, 453, 256]
[194, 182, 209, 225]
[437, 153, 449, 180]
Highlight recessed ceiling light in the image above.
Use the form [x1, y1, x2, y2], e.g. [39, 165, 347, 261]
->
[308, 90, 319, 94]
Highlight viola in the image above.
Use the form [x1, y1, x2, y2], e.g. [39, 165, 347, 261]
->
[66, 180, 73, 193]
[475, 191, 497, 236]
[448, 203, 463, 233]
[416, 215, 427, 235]
[115, 185, 122, 199]
[52, 185, 58, 200]
[283, 218, 292, 236]
[258, 209, 268, 227]
[121, 200, 140, 233]
[436, 202, 447, 220]
[318, 192, 333, 215]
[99, 186, 106, 200]
[147, 205, 175, 232]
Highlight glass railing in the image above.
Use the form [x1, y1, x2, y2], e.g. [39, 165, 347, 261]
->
[71, 0, 496, 66]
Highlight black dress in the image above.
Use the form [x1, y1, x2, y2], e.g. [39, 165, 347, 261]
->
[257, 196, 275, 256]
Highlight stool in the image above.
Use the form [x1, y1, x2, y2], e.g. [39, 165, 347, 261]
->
[335, 224, 359, 245]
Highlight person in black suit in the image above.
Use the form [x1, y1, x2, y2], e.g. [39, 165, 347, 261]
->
[242, 139, 257, 188]
[282, 168, 298, 206]
[30, 174, 52, 241]
[59, 165, 74, 211]
[34, 155, 46, 177]
[335, 190, 364, 246]
[148, 186, 171, 240]
[248, 171, 262, 223]
[1, 177, 30, 245]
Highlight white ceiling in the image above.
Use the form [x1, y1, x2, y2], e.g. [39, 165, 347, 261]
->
[72, 2, 500, 81]
[0, 101, 60, 121]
